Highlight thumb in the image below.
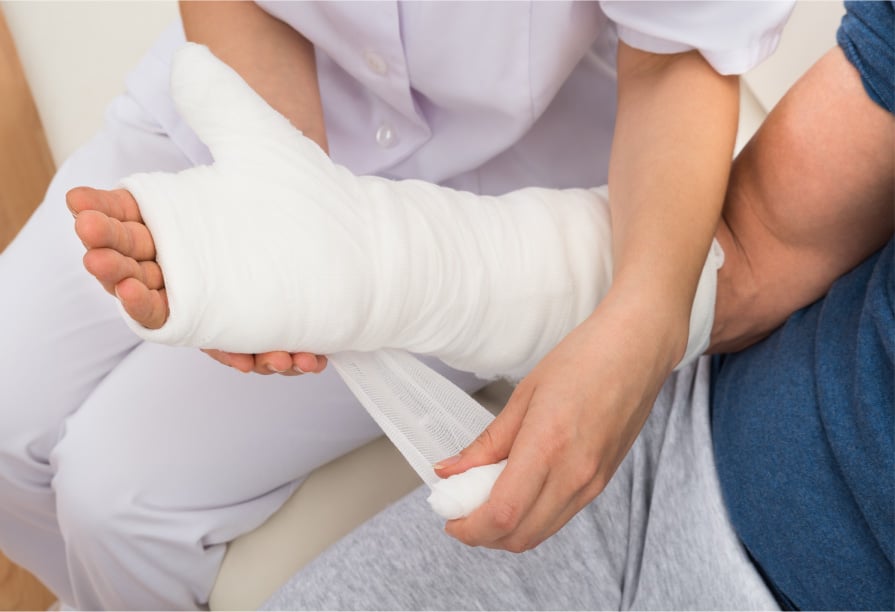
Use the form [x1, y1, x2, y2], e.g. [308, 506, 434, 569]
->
[434, 384, 532, 478]
[169, 43, 319, 164]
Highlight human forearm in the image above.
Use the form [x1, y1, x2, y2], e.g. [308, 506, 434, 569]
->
[710, 46, 894, 353]
[179, 1, 328, 151]
[607, 42, 739, 365]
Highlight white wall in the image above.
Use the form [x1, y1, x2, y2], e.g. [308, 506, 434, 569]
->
[2, 1, 178, 165]
[743, 1, 845, 113]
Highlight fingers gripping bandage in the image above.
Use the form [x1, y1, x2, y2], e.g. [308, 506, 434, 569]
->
[327, 349, 507, 520]
[119, 44, 723, 519]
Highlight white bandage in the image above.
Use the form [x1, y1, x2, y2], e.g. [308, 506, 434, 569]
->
[427, 461, 508, 520]
[119, 44, 723, 519]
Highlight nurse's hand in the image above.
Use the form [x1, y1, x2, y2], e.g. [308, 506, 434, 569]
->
[201, 349, 328, 376]
[435, 292, 686, 551]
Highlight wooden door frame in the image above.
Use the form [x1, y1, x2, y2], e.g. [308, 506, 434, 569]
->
[0, 6, 55, 252]
[0, 6, 58, 610]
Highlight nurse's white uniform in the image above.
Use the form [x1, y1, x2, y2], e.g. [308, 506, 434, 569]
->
[0, 2, 792, 608]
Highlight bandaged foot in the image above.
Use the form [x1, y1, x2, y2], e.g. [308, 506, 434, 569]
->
[94, 44, 723, 518]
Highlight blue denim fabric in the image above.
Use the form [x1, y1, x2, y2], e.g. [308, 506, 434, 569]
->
[710, 5, 894, 608]
[837, 0, 894, 113]
[712, 240, 894, 611]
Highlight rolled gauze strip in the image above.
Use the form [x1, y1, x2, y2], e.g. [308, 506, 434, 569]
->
[427, 460, 508, 520]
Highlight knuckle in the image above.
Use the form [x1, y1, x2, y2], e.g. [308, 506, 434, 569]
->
[545, 425, 572, 452]
[508, 377, 536, 405]
[503, 536, 534, 554]
[444, 523, 476, 547]
[455, 533, 479, 548]
[467, 426, 498, 457]
[489, 499, 523, 533]
[581, 471, 610, 501]
[476, 427, 498, 451]
[569, 460, 599, 489]
[534, 428, 571, 464]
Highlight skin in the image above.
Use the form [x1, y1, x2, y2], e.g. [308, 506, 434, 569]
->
[68, 36, 893, 551]
[711, 46, 894, 353]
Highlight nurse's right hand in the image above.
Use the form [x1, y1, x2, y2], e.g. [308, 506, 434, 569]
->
[201, 349, 328, 376]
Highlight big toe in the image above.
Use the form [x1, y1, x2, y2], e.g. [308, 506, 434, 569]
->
[67, 187, 144, 222]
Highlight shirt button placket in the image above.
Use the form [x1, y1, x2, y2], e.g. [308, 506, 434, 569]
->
[363, 48, 398, 149]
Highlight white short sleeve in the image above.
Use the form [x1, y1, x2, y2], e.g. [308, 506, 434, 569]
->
[599, 1, 795, 75]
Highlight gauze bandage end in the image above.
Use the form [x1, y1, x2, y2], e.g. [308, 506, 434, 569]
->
[427, 460, 507, 520]
[116, 43, 725, 520]
[329, 350, 503, 519]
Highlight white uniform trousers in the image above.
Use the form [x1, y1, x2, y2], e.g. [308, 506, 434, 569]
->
[0, 91, 484, 610]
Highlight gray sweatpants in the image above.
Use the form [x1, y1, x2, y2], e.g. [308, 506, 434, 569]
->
[262, 358, 778, 611]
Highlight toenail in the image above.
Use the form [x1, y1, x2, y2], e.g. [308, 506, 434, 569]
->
[292, 365, 306, 374]
[267, 364, 285, 373]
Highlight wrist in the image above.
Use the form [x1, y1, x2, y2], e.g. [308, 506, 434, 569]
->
[607, 239, 725, 370]
[586, 288, 691, 373]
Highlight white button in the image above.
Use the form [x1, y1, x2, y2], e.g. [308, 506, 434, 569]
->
[363, 50, 388, 76]
[375, 123, 397, 148]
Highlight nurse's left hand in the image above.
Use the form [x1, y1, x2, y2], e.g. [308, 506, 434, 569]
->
[436, 292, 686, 551]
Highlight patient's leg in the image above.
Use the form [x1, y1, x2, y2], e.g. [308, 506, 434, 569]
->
[70, 43, 721, 380]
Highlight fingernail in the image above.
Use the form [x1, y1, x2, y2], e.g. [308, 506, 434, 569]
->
[433, 454, 462, 470]
[292, 365, 306, 374]
[267, 364, 284, 373]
